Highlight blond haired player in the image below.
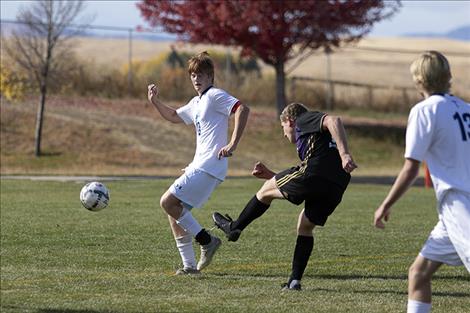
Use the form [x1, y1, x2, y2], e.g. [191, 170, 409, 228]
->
[374, 51, 470, 313]
[147, 52, 250, 275]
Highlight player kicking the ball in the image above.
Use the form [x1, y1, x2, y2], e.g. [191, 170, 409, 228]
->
[147, 52, 249, 275]
[213, 102, 357, 290]
[374, 51, 470, 313]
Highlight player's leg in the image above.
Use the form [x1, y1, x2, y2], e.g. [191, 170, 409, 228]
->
[161, 170, 222, 272]
[213, 176, 283, 241]
[411, 211, 464, 312]
[283, 209, 315, 291]
[234, 177, 283, 229]
[169, 215, 198, 274]
[407, 255, 441, 313]
[283, 177, 346, 290]
[161, 190, 199, 274]
[441, 190, 470, 272]
[161, 189, 207, 239]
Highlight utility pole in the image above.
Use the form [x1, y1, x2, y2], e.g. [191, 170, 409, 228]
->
[325, 46, 334, 111]
[128, 28, 133, 94]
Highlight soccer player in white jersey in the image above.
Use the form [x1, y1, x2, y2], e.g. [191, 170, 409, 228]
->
[374, 51, 470, 313]
[147, 52, 250, 275]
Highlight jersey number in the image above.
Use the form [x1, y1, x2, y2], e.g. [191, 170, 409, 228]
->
[453, 112, 470, 141]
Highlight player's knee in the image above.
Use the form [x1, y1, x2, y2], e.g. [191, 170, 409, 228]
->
[297, 213, 315, 235]
[297, 222, 315, 236]
[160, 193, 172, 212]
[256, 180, 276, 203]
[297, 224, 314, 236]
[408, 263, 431, 286]
[256, 190, 271, 203]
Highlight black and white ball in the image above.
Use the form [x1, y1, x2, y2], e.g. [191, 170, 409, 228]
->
[80, 182, 110, 211]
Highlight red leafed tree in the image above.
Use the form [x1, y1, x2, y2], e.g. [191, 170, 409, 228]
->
[137, 0, 400, 115]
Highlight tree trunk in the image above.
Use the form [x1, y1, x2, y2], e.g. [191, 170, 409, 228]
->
[34, 83, 47, 157]
[274, 61, 286, 116]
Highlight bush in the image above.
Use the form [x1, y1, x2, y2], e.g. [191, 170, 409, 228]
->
[0, 61, 30, 101]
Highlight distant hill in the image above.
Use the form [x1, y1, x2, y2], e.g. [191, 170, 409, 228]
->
[404, 25, 470, 41]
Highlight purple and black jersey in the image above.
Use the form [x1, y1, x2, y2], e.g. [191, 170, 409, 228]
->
[294, 111, 350, 189]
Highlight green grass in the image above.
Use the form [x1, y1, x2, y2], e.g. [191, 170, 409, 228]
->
[1, 179, 468, 313]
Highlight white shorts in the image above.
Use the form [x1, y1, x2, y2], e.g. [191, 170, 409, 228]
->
[420, 190, 470, 272]
[169, 167, 222, 209]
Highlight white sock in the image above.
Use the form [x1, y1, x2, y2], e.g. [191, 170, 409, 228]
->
[289, 279, 301, 288]
[407, 299, 431, 313]
[176, 208, 203, 237]
[175, 234, 196, 269]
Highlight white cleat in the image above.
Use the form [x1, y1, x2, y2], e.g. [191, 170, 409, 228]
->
[197, 235, 222, 270]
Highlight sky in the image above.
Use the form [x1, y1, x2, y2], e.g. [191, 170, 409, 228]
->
[1, 0, 469, 37]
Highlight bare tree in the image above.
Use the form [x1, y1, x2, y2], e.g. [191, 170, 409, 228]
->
[3, 0, 88, 157]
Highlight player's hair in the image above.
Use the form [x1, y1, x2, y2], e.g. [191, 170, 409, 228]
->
[280, 102, 308, 122]
[188, 51, 214, 82]
[410, 51, 452, 94]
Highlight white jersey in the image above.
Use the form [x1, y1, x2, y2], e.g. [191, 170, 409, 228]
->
[405, 94, 470, 202]
[177, 86, 238, 180]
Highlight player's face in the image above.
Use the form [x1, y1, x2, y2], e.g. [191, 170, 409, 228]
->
[191, 71, 212, 96]
[281, 119, 296, 143]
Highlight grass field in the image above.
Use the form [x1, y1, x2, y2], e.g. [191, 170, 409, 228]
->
[1, 179, 468, 313]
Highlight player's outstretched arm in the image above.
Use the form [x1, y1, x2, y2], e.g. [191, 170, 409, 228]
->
[322, 115, 357, 173]
[374, 158, 420, 229]
[147, 84, 183, 124]
[218, 103, 250, 159]
[252, 161, 276, 180]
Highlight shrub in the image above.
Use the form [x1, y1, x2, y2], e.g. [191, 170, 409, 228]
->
[0, 61, 30, 101]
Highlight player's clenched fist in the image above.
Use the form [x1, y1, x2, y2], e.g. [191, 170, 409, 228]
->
[147, 84, 158, 103]
[252, 162, 275, 180]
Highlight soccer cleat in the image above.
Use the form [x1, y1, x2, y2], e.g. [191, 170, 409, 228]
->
[212, 212, 242, 242]
[197, 234, 222, 270]
[281, 282, 302, 291]
[175, 267, 201, 276]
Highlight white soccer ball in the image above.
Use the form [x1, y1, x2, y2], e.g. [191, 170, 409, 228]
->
[80, 182, 110, 211]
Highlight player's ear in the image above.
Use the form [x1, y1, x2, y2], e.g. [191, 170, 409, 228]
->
[289, 119, 296, 127]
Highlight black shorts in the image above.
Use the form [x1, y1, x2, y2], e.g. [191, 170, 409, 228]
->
[275, 166, 348, 226]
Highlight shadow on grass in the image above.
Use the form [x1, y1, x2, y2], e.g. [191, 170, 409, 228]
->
[213, 271, 468, 282]
[36, 309, 116, 313]
[309, 287, 470, 298]
[307, 273, 470, 282]
[1, 307, 119, 313]
[211, 272, 470, 298]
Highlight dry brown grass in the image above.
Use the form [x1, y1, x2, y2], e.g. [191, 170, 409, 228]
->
[69, 36, 470, 98]
[287, 37, 470, 97]
[1, 95, 409, 177]
[0, 96, 299, 176]
[3, 36, 466, 176]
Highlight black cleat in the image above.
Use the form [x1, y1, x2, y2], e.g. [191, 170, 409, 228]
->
[212, 212, 242, 242]
[281, 282, 302, 291]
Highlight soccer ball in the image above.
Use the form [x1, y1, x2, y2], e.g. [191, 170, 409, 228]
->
[80, 182, 110, 211]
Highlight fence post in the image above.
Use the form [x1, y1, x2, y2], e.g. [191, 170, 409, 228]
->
[225, 47, 232, 88]
[367, 86, 373, 108]
[325, 47, 334, 110]
[290, 77, 297, 101]
[128, 28, 133, 95]
[402, 88, 409, 107]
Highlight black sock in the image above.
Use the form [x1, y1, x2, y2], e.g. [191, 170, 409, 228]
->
[232, 195, 270, 231]
[195, 229, 211, 245]
[290, 235, 314, 281]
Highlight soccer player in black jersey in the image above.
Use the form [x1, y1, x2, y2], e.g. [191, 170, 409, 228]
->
[213, 102, 357, 290]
